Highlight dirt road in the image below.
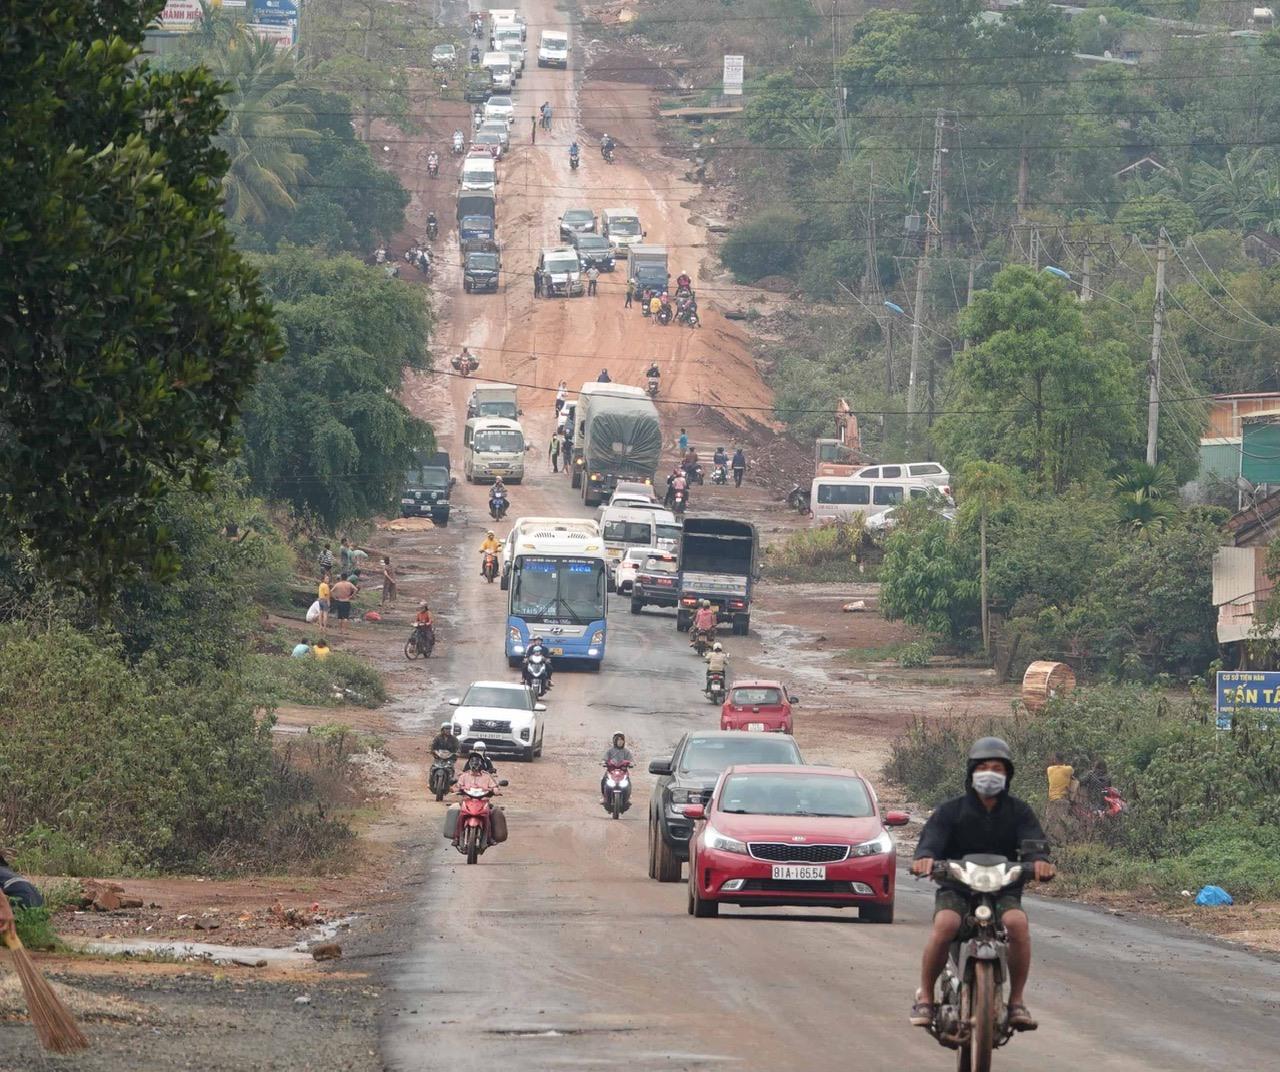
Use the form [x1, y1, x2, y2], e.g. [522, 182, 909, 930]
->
[377, 3, 1280, 1070]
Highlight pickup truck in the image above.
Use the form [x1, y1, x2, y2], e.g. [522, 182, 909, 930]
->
[630, 550, 680, 615]
[675, 518, 758, 636]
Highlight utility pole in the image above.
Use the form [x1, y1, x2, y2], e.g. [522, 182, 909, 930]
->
[864, 161, 879, 297]
[1146, 230, 1167, 466]
[831, 2, 852, 167]
[907, 109, 945, 443]
[1080, 249, 1094, 302]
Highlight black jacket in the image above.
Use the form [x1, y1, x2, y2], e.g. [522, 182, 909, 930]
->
[431, 732, 459, 753]
[914, 790, 1049, 868]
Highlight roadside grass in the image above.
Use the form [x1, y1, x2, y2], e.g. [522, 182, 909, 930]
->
[245, 652, 387, 709]
[841, 639, 933, 667]
[763, 518, 875, 583]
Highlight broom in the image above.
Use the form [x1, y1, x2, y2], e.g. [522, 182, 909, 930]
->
[1, 928, 89, 1053]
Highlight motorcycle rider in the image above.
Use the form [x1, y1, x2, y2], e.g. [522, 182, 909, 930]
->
[488, 479, 508, 519]
[479, 529, 502, 577]
[909, 737, 1054, 1032]
[413, 601, 435, 652]
[682, 446, 700, 484]
[453, 752, 500, 844]
[432, 720, 460, 754]
[664, 466, 686, 508]
[427, 149, 439, 176]
[690, 598, 717, 649]
[600, 731, 633, 803]
[569, 140, 580, 166]
[703, 642, 728, 692]
[713, 445, 728, 468]
[597, 368, 612, 383]
[426, 210, 438, 239]
[457, 346, 476, 374]
[524, 634, 554, 689]
[675, 271, 692, 293]
[452, 129, 464, 153]
[601, 133, 614, 159]
[471, 740, 498, 775]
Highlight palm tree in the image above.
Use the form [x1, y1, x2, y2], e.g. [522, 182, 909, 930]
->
[1189, 150, 1277, 233]
[1111, 461, 1178, 541]
[209, 30, 317, 228]
[959, 461, 1019, 657]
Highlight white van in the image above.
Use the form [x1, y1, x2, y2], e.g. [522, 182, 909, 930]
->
[489, 10, 525, 41]
[481, 51, 512, 91]
[538, 30, 569, 68]
[856, 461, 951, 490]
[600, 505, 660, 578]
[809, 475, 942, 523]
[601, 207, 644, 251]
[538, 247, 583, 297]
[464, 416, 525, 483]
[461, 154, 497, 192]
[494, 27, 525, 74]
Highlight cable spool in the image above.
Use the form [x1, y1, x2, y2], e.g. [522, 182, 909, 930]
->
[1021, 660, 1076, 712]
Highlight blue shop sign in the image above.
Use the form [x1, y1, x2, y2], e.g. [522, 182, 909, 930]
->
[1215, 670, 1280, 726]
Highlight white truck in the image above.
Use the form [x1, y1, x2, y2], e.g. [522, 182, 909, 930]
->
[601, 207, 644, 251]
[538, 30, 569, 68]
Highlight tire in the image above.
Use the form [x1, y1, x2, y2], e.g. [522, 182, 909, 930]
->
[860, 900, 894, 924]
[521, 746, 534, 763]
[611, 793, 621, 820]
[435, 515, 449, 527]
[654, 824, 682, 883]
[534, 733, 543, 758]
[463, 280, 472, 293]
[404, 635, 419, 660]
[432, 772, 447, 802]
[968, 961, 995, 1072]
[571, 468, 582, 489]
[607, 575, 616, 594]
[676, 610, 691, 633]
[647, 822, 659, 879]
[735, 614, 750, 637]
[630, 598, 643, 615]
[465, 826, 479, 865]
[689, 870, 719, 917]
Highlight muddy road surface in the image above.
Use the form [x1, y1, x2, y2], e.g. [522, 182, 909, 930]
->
[378, 3, 1280, 1069]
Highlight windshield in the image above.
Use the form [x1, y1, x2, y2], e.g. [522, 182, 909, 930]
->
[405, 465, 448, 489]
[488, 97, 512, 108]
[656, 523, 681, 544]
[544, 254, 579, 274]
[719, 774, 872, 818]
[679, 735, 801, 774]
[476, 399, 515, 417]
[469, 255, 499, 270]
[461, 686, 532, 711]
[730, 687, 783, 706]
[578, 237, 609, 251]
[474, 429, 523, 454]
[610, 216, 641, 235]
[476, 133, 500, 144]
[603, 520, 653, 545]
[511, 556, 606, 624]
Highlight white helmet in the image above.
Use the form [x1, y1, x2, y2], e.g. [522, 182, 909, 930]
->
[441, 721, 452, 731]
[473, 741, 487, 752]
[713, 642, 723, 652]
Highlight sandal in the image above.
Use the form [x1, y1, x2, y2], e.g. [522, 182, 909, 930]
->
[1007, 1003, 1038, 1031]
[909, 995, 935, 1028]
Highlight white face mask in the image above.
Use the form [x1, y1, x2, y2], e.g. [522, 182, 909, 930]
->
[972, 771, 1007, 798]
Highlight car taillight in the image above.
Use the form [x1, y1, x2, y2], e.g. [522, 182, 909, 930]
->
[681, 597, 697, 606]
[729, 599, 745, 609]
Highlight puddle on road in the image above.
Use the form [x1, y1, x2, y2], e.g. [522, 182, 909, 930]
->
[67, 937, 311, 965]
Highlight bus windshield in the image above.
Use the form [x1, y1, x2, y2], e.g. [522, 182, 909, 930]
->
[511, 557, 606, 624]
[474, 429, 524, 454]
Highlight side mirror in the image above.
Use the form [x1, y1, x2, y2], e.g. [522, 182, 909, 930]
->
[534, 703, 547, 712]
[450, 477, 458, 487]
[448, 698, 461, 706]
[883, 811, 911, 827]
[787, 695, 799, 705]
[682, 804, 706, 820]
[498, 779, 510, 787]
[648, 757, 673, 776]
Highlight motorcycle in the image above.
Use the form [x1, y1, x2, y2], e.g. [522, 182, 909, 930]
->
[488, 489, 508, 521]
[427, 153, 439, 178]
[639, 289, 653, 317]
[452, 353, 478, 376]
[472, 16, 483, 37]
[690, 626, 715, 656]
[925, 843, 1050, 1071]
[482, 549, 499, 583]
[452, 131, 464, 155]
[711, 463, 728, 485]
[656, 303, 673, 326]
[705, 669, 726, 704]
[404, 622, 436, 659]
[451, 780, 509, 865]
[603, 143, 615, 164]
[426, 215, 438, 241]
[523, 652, 550, 698]
[602, 761, 632, 820]
[569, 150, 580, 171]
[428, 748, 457, 801]
[786, 483, 810, 514]
[469, 45, 480, 63]
[684, 463, 704, 486]
[646, 375, 659, 398]
[473, 110, 484, 132]
[672, 488, 687, 516]
[677, 305, 700, 328]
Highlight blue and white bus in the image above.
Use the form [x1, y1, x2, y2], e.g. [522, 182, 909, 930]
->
[505, 518, 608, 668]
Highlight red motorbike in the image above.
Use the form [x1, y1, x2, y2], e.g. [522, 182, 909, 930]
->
[602, 761, 632, 820]
[451, 780, 508, 864]
[482, 550, 499, 583]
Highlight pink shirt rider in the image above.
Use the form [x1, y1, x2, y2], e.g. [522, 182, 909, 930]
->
[457, 770, 499, 794]
[693, 606, 717, 632]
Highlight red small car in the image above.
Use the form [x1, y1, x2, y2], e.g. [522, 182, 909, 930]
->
[684, 764, 909, 921]
[720, 679, 796, 733]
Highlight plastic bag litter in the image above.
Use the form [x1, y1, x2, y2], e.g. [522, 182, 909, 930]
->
[1194, 885, 1233, 906]
[305, 600, 322, 623]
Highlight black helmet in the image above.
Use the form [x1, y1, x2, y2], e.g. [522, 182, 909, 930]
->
[466, 752, 484, 771]
[966, 736, 1014, 785]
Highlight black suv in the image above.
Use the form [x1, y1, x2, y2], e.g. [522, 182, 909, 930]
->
[571, 233, 615, 272]
[647, 731, 803, 881]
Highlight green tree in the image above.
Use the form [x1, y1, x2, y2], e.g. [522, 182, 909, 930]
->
[958, 462, 1021, 655]
[0, 0, 280, 596]
[880, 506, 981, 642]
[1115, 193, 1199, 242]
[242, 250, 434, 526]
[1111, 460, 1179, 540]
[934, 266, 1136, 491]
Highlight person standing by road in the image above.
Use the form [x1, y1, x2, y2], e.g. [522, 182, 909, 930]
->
[330, 573, 358, 635]
[555, 380, 567, 415]
[318, 542, 334, 576]
[317, 571, 331, 632]
[1045, 753, 1074, 840]
[381, 555, 397, 607]
[339, 537, 354, 574]
[731, 447, 747, 488]
[534, 265, 543, 297]
[541, 101, 552, 130]
[625, 277, 635, 308]
[678, 428, 689, 454]
[585, 264, 600, 296]
[549, 430, 562, 472]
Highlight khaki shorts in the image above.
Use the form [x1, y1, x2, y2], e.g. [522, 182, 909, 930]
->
[934, 888, 1023, 920]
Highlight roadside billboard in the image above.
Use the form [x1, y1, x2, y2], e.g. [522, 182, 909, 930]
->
[723, 55, 744, 97]
[1215, 669, 1280, 726]
[253, 0, 299, 24]
[248, 21, 296, 50]
[159, 0, 204, 32]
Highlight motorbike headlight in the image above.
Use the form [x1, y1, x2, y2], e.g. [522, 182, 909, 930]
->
[851, 831, 894, 858]
[964, 863, 1006, 893]
[703, 823, 748, 855]
[591, 630, 604, 645]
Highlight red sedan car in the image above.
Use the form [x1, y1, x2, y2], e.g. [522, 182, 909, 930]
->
[684, 765, 909, 921]
[720, 679, 796, 733]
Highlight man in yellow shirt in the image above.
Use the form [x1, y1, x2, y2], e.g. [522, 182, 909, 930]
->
[317, 572, 331, 631]
[1045, 753, 1073, 839]
[479, 530, 502, 578]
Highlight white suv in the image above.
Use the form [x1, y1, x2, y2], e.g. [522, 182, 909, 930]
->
[449, 681, 545, 762]
[857, 461, 950, 489]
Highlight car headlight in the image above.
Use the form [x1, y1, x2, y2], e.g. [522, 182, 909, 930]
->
[669, 788, 697, 804]
[590, 629, 604, 645]
[703, 823, 748, 855]
[508, 626, 523, 652]
[851, 831, 894, 858]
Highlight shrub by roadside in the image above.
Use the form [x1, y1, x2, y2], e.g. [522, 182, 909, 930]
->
[885, 685, 1280, 901]
[246, 651, 387, 708]
[764, 519, 870, 582]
